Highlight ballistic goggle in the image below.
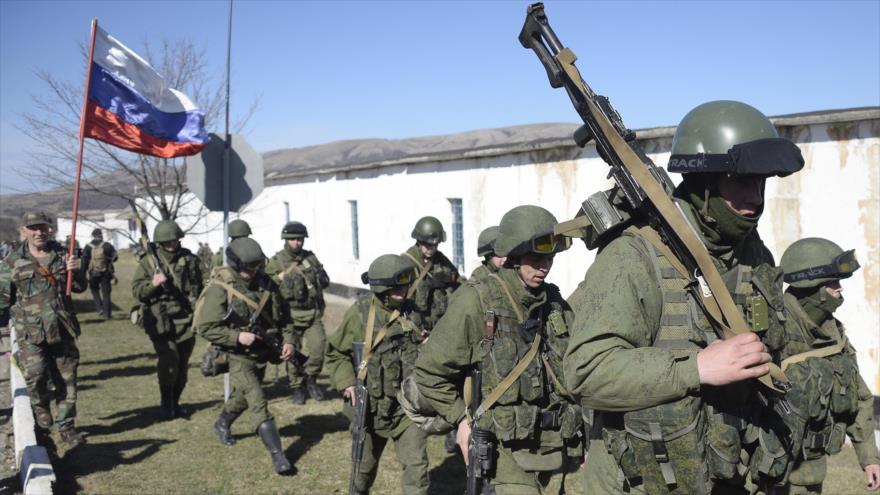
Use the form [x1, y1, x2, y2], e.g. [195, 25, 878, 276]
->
[509, 232, 572, 256]
[361, 268, 416, 287]
[243, 259, 266, 273]
[668, 138, 805, 177]
[784, 249, 860, 284]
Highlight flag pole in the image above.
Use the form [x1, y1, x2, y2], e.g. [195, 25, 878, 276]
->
[67, 18, 99, 295]
[222, 0, 234, 403]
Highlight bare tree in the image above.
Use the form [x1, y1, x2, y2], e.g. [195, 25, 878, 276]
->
[15, 37, 258, 230]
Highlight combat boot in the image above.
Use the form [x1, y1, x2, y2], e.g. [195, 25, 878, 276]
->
[213, 410, 238, 446]
[159, 385, 175, 420]
[257, 419, 294, 475]
[305, 374, 326, 401]
[59, 427, 86, 448]
[290, 387, 306, 405]
[173, 382, 188, 418]
[33, 405, 53, 430]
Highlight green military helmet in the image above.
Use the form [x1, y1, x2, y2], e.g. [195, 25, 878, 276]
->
[494, 205, 571, 257]
[668, 100, 803, 177]
[361, 254, 415, 294]
[477, 226, 500, 257]
[226, 237, 266, 272]
[411, 216, 446, 244]
[228, 219, 252, 239]
[281, 221, 308, 239]
[780, 237, 860, 289]
[153, 220, 184, 242]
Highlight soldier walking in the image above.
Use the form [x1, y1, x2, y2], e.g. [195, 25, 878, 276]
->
[82, 228, 117, 319]
[325, 254, 428, 494]
[777, 238, 880, 493]
[0, 212, 87, 447]
[402, 216, 461, 336]
[414, 205, 585, 494]
[563, 101, 806, 493]
[131, 220, 203, 420]
[266, 221, 329, 404]
[195, 238, 295, 475]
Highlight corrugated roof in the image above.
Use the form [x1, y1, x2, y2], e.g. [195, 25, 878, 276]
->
[264, 106, 879, 182]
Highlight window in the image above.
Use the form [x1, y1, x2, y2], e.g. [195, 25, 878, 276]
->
[283, 201, 290, 223]
[449, 198, 464, 272]
[349, 200, 359, 260]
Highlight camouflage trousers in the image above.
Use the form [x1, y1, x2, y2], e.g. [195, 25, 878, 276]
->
[224, 355, 271, 432]
[150, 335, 194, 394]
[491, 445, 580, 495]
[286, 319, 325, 388]
[14, 337, 79, 430]
[778, 457, 826, 494]
[353, 421, 428, 495]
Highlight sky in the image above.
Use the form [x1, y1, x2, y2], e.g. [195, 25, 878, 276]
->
[1, 0, 878, 194]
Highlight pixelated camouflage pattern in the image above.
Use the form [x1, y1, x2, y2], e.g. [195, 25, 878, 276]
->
[401, 245, 460, 331]
[131, 246, 203, 342]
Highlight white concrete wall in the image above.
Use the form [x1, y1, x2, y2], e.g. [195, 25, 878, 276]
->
[136, 117, 879, 395]
[56, 210, 134, 249]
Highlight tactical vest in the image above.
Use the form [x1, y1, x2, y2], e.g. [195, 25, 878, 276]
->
[404, 249, 459, 331]
[89, 241, 110, 273]
[600, 229, 791, 494]
[140, 249, 201, 337]
[356, 296, 421, 432]
[777, 294, 860, 462]
[278, 251, 326, 312]
[4, 244, 80, 345]
[471, 274, 583, 470]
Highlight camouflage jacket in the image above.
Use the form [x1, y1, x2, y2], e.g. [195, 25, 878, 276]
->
[469, 261, 499, 281]
[265, 248, 330, 321]
[194, 267, 292, 362]
[131, 246, 203, 341]
[401, 245, 460, 331]
[0, 240, 85, 344]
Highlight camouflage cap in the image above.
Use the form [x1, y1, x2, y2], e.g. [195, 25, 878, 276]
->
[21, 211, 52, 227]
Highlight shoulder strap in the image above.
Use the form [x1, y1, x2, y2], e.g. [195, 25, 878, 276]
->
[404, 252, 433, 298]
[356, 299, 401, 381]
[474, 334, 542, 420]
[488, 273, 525, 323]
[781, 339, 848, 372]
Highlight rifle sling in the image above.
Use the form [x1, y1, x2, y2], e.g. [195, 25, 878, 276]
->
[356, 300, 401, 381]
[561, 49, 787, 391]
[403, 252, 433, 299]
[474, 334, 541, 421]
[210, 280, 273, 325]
[781, 339, 848, 372]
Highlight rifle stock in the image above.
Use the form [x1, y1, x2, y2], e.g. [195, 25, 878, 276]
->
[349, 341, 368, 495]
[466, 369, 493, 495]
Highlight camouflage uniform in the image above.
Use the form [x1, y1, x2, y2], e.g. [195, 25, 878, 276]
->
[0, 239, 85, 435]
[195, 266, 293, 432]
[131, 244, 203, 417]
[196, 243, 214, 283]
[325, 292, 428, 495]
[265, 246, 329, 396]
[82, 234, 117, 318]
[469, 260, 499, 281]
[401, 245, 460, 332]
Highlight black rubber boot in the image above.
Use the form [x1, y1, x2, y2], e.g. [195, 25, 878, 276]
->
[213, 410, 238, 446]
[173, 382, 188, 418]
[290, 387, 306, 405]
[159, 386, 175, 420]
[305, 374, 326, 401]
[257, 420, 293, 475]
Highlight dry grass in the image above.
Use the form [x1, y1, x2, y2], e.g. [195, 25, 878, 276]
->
[45, 250, 871, 494]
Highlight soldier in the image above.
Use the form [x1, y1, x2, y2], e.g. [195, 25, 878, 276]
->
[470, 225, 505, 281]
[402, 216, 461, 335]
[777, 238, 880, 493]
[131, 220, 203, 420]
[265, 221, 330, 404]
[195, 237, 295, 475]
[212, 219, 252, 268]
[82, 228, 118, 319]
[414, 205, 585, 494]
[325, 254, 428, 494]
[562, 101, 806, 493]
[0, 212, 87, 447]
[196, 242, 214, 282]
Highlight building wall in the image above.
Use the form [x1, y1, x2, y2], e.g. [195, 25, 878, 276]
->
[56, 210, 134, 250]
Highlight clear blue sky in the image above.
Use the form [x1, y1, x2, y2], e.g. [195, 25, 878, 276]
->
[1, 0, 878, 194]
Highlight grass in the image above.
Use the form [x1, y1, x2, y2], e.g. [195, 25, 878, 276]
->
[45, 250, 871, 494]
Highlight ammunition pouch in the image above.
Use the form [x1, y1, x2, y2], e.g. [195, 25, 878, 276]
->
[743, 417, 791, 483]
[200, 344, 229, 377]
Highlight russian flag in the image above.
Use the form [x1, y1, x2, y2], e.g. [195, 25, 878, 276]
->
[82, 26, 208, 158]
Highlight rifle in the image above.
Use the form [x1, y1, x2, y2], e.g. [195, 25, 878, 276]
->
[518, 3, 790, 409]
[466, 369, 494, 495]
[349, 341, 368, 495]
[128, 200, 170, 291]
[241, 290, 308, 366]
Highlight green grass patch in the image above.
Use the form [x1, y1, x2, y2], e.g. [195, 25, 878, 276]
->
[46, 250, 871, 494]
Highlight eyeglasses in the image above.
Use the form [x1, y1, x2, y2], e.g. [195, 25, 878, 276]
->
[784, 249, 860, 284]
